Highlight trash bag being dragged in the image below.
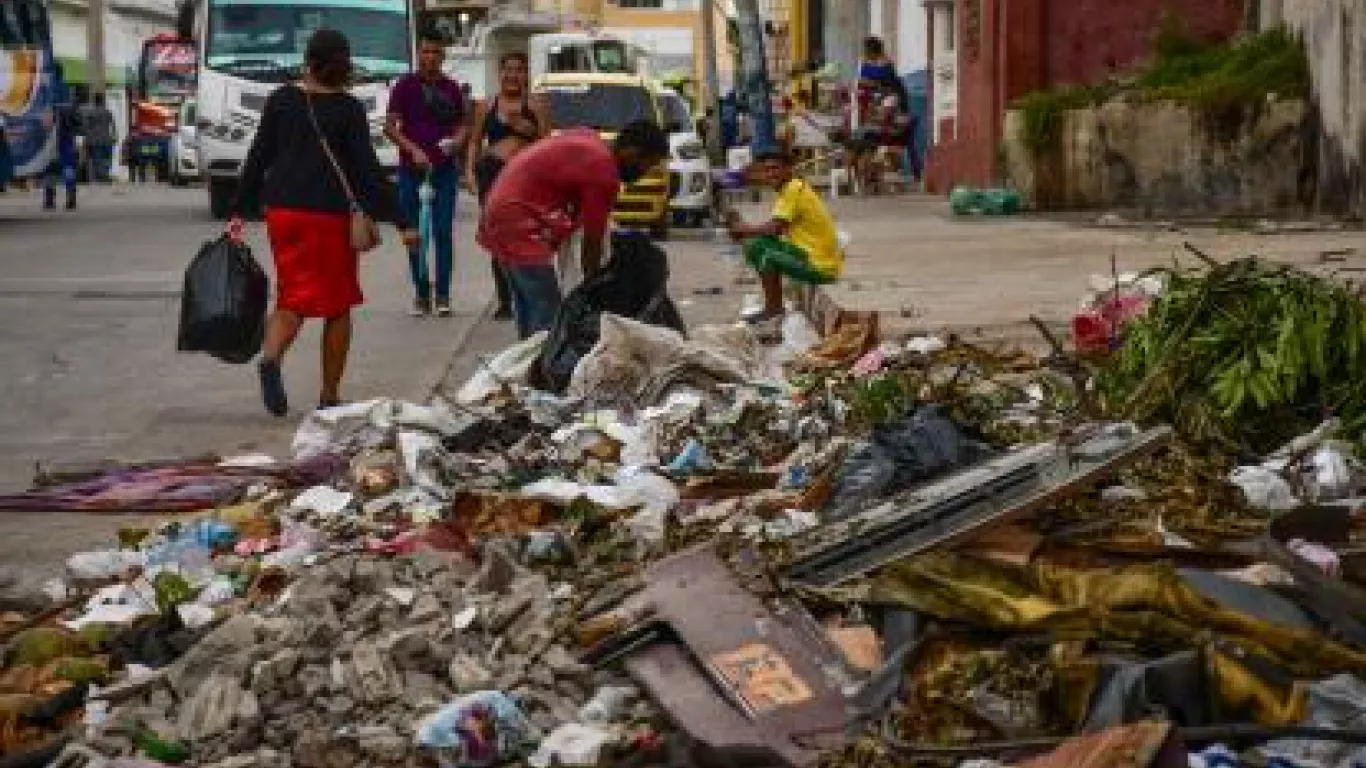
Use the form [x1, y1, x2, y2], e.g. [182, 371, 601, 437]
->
[538, 231, 685, 393]
[177, 236, 269, 364]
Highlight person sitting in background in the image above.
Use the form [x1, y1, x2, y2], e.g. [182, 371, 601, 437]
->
[726, 149, 843, 340]
[858, 36, 898, 91]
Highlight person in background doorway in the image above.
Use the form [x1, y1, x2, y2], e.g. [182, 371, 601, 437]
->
[465, 51, 550, 321]
[477, 121, 670, 339]
[385, 27, 468, 318]
[81, 94, 117, 182]
[230, 29, 416, 416]
[42, 67, 79, 211]
[726, 149, 843, 341]
[858, 36, 898, 90]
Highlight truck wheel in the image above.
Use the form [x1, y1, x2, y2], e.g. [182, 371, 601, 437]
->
[208, 179, 234, 220]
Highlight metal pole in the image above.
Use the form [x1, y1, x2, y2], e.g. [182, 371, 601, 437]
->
[87, 0, 106, 101]
[733, 0, 776, 154]
[700, 0, 724, 165]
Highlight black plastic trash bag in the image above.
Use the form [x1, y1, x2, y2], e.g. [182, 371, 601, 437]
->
[537, 231, 685, 393]
[176, 235, 268, 364]
[825, 404, 995, 521]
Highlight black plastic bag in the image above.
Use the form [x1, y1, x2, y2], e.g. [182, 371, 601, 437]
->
[537, 232, 686, 393]
[176, 235, 268, 364]
[825, 404, 995, 521]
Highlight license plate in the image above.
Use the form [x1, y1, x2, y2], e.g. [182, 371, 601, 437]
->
[140, 146, 162, 157]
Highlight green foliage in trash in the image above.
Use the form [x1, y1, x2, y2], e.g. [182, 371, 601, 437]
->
[5, 627, 89, 667]
[846, 373, 912, 427]
[152, 572, 196, 614]
[52, 656, 109, 683]
[1097, 258, 1366, 454]
[1014, 26, 1308, 158]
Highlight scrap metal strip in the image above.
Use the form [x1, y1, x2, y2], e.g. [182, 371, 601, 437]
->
[786, 427, 1173, 587]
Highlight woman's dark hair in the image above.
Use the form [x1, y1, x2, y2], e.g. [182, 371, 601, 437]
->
[306, 29, 353, 88]
[499, 51, 529, 68]
[863, 36, 885, 57]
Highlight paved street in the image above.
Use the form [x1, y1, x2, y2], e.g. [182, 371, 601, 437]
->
[0, 183, 496, 582]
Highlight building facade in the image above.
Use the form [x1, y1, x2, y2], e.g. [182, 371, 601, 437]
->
[923, 0, 1247, 193]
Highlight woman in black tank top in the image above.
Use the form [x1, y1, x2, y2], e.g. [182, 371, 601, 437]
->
[465, 52, 551, 318]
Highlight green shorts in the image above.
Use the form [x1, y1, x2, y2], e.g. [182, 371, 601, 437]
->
[743, 236, 836, 285]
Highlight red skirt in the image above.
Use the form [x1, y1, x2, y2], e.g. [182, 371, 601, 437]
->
[264, 208, 362, 318]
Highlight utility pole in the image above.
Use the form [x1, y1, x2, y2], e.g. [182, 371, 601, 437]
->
[87, 0, 106, 101]
[732, 0, 776, 154]
[699, 0, 724, 165]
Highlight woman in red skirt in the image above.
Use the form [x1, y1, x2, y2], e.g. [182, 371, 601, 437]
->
[229, 29, 415, 416]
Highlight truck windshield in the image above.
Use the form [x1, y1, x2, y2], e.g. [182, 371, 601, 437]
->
[544, 84, 654, 132]
[207, 4, 410, 82]
[142, 41, 196, 101]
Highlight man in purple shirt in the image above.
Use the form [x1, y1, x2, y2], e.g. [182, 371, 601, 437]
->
[385, 28, 469, 317]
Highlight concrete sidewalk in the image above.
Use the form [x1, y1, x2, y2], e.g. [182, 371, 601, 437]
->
[792, 194, 1366, 347]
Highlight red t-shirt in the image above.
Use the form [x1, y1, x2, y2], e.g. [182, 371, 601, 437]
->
[477, 129, 620, 265]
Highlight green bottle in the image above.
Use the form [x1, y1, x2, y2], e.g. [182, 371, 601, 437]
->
[131, 724, 192, 764]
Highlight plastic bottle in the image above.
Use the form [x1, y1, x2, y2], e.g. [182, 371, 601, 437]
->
[131, 724, 191, 764]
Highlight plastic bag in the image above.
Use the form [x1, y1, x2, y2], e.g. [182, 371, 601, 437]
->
[176, 236, 268, 364]
[538, 232, 686, 394]
[1229, 466, 1298, 510]
[415, 691, 540, 768]
[527, 724, 614, 768]
[826, 405, 993, 521]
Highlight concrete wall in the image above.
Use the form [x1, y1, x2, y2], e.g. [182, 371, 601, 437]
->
[1262, 0, 1366, 218]
[1001, 99, 1314, 216]
[925, 0, 1247, 193]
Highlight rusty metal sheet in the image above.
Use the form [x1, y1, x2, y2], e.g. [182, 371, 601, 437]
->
[620, 545, 848, 766]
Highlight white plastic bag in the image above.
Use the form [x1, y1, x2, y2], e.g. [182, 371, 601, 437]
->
[456, 333, 547, 405]
[1229, 466, 1298, 510]
[527, 724, 615, 768]
[67, 549, 143, 581]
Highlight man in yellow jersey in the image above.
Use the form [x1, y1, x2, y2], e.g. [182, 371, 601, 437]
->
[726, 149, 843, 340]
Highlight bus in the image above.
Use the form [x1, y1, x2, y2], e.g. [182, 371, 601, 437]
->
[196, 0, 415, 219]
[129, 34, 198, 181]
[0, 0, 61, 183]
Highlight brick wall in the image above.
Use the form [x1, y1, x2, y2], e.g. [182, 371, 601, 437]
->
[925, 0, 1246, 193]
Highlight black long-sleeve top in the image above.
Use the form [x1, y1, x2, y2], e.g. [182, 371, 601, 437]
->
[233, 85, 409, 228]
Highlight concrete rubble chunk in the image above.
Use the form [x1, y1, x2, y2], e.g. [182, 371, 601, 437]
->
[355, 725, 409, 763]
[253, 648, 302, 693]
[448, 653, 494, 693]
[166, 615, 262, 697]
[177, 673, 260, 742]
[348, 641, 402, 703]
[405, 590, 441, 620]
[383, 627, 432, 669]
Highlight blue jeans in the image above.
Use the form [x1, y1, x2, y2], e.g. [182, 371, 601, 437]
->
[504, 263, 562, 339]
[397, 164, 458, 301]
[88, 144, 114, 182]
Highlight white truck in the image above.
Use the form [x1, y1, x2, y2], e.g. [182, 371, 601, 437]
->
[194, 0, 416, 219]
[446, 25, 650, 102]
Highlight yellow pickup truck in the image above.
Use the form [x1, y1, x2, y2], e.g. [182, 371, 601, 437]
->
[534, 72, 671, 239]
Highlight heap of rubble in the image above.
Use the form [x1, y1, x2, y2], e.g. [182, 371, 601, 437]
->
[6, 258, 1366, 768]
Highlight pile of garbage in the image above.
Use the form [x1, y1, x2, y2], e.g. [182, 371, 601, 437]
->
[7, 254, 1366, 768]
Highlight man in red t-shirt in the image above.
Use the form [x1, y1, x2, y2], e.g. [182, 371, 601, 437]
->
[477, 120, 670, 338]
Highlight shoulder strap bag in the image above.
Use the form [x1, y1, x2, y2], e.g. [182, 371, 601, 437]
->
[304, 90, 381, 253]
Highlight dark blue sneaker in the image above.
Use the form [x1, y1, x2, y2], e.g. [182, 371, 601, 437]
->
[257, 359, 288, 417]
